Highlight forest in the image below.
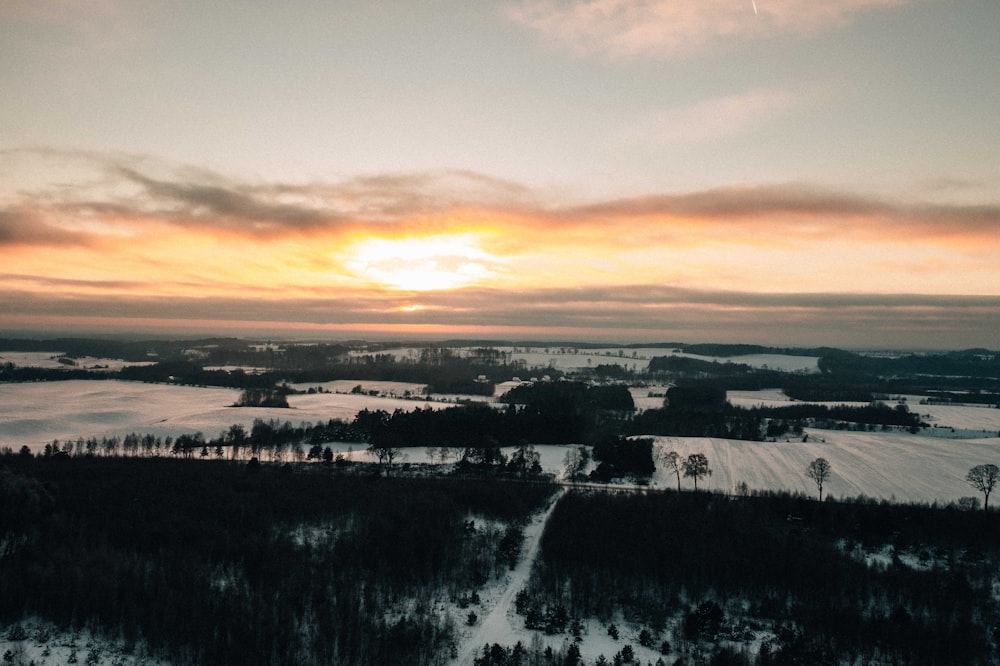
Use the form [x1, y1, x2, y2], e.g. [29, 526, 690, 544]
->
[0, 455, 555, 666]
[516, 490, 1000, 665]
[6, 451, 1000, 665]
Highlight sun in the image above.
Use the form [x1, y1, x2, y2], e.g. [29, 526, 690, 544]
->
[344, 234, 502, 291]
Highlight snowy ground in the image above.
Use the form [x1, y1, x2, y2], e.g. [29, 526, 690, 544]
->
[0, 620, 168, 666]
[450, 488, 566, 666]
[0, 350, 155, 372]
[446, 487, 683, 666]
[645, 431, 1000, 504]
[728, 389, 1000, 435]
[350, 346, 820, 374]
[0, 380, 459, 452]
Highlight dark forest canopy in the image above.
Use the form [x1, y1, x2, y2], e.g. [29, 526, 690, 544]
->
[0, 456, 555, 666]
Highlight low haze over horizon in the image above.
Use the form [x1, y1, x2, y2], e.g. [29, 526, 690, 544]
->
[3, 1, 999, 349]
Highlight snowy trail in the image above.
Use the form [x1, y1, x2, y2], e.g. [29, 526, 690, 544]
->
[452, 487, 566, 666]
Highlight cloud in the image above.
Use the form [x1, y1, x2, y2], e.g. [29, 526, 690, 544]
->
[3, 148, 999, 334]
[505, 0, 910, 60]
[0, 149, 542, 244]
[551, 184, 1000, 244]
[4, 286, 999, 349]
[0, 208, 95, 247]
[649, 88, 809, 143]
[8, 148, 997, 248]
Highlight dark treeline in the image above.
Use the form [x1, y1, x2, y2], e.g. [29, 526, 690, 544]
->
[628, 386, 925, 440]
[357, 382, 637, 452]
[674, 343, 828, 358]
[647, 347, 1000, 402]
[588, 436, 655, 481]
[0, 456, 556, 665]
[520, 490, 1000, 665]
[3, 344, 548, 396]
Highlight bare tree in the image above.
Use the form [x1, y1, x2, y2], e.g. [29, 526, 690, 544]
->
[659, 450, 683, 492]
[682, 453, 711, 491]
[806, 457, 832, 501]
[966, 464, 1000, 511]
[369, 444, 404, 475]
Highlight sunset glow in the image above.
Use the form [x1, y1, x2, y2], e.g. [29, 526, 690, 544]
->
[344, 234, 503, 291]
[2, 1, 999, 347]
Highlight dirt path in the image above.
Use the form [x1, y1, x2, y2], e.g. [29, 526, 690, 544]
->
[452, 487, 566, 665]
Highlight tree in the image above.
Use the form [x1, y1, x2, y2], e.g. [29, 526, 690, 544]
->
[660, 450, 682, 491]
[563, 445, 590, 480]
[369, 444, 403, 475]
[966, 463, 1000, 511]
[806, 457, 832, 501]
[682, 453, 711, 491]
[508, 441, 541, 478]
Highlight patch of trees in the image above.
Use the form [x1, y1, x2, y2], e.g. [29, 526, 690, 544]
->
[0, 364, 117, 383]
[818, 347, 1000, 383]
[351, 382, 635, 450]
[232, 387, 290, 408]
[748, 401, 925, 432]
[646, 346, 1000, 403]
[632, 387, 924, 439]
[647, 356, 764, 380]
[676, 344, 824, 358]
[589, 436, 655, 482]
[520, 491, 1000, 665]
[630, 387, 764, 441]
[501, 381, 635, 415]
[119, 360, 279, 388]
[0, 455, 556, 666]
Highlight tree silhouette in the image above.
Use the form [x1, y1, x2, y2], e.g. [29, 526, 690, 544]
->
[682, 453, 711, 491]
[966, 464, 1000, 511]
[806, 457, 833, 501]
[660, 450, 682, 491]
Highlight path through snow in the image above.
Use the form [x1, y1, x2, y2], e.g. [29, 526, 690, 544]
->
[451, 487, 566, 665]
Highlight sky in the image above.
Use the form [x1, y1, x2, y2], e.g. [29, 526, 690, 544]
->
[2, 0, 999, 349]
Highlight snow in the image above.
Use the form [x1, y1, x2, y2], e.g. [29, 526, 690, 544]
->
[728, 389, 1000, 435]
[0, 380, 458, 452]
[447, 487, 682, 666]
[347, 346, 821, 374]
[645, 431, 1000, 504]
[451, 488, 566, 665]
[0, 350, 155, 372]
[0, 619, 170, 666]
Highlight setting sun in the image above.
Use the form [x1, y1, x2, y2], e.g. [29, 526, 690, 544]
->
[343, 234, 503, 291]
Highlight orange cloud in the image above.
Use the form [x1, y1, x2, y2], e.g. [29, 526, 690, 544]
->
[3, 151, 999, 342]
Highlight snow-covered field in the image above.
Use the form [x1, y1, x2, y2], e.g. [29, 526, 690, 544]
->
[0, 380, 457, 451]
[0, 350, 155, 371]
[728, 389, 1000, 435]
[644, 432, 1000, 504]
[3, 382, 999, 505]
[353, 346, 821, 374]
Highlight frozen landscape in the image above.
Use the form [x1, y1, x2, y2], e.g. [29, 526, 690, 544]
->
[3, 341, 1000, 665]
[2, 376, 998, 505]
